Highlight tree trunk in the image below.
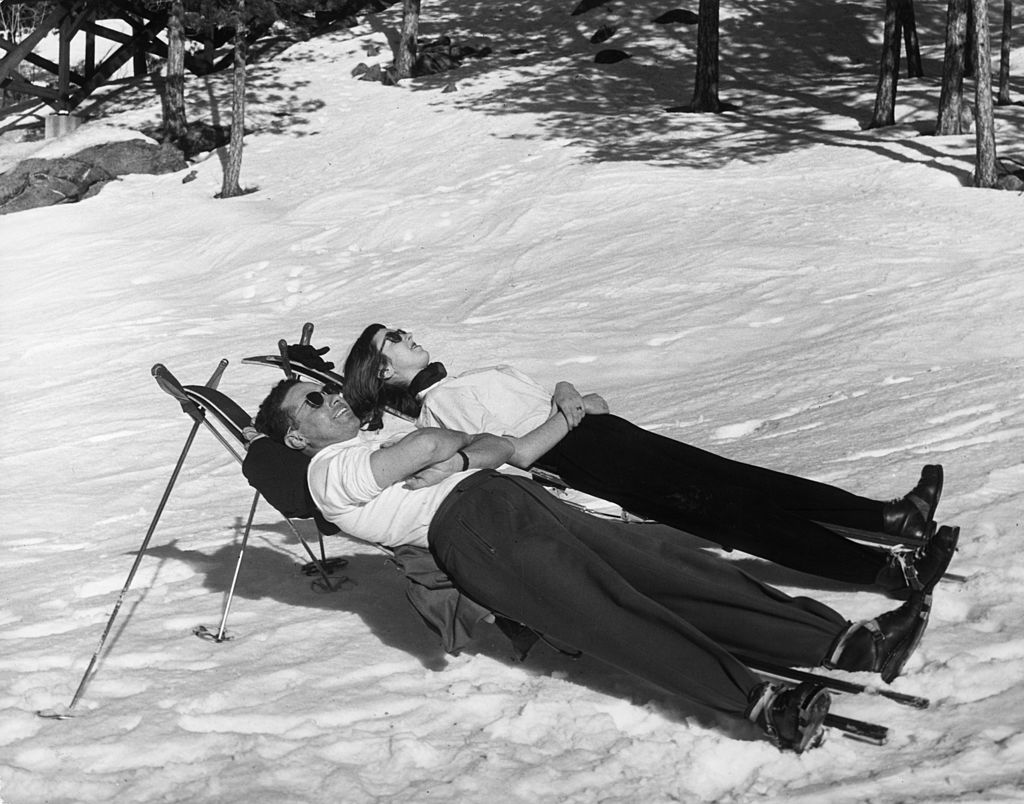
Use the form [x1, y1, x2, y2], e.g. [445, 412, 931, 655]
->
[965, 0, 976, 75]
[900, 0, 924, 77]
[937, 0, 969, 134]
[997, 0, 1013, 104]
[972, 0, 998, 186]
[220, 0, 248, 199]
[161, 0, 188, 144]
[689, 0, 720, 112]
[395, 0, 420, 79]
[869, 0, 902, 128]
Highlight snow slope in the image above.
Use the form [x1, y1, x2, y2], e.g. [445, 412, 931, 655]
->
[2, 0, 1023, 801]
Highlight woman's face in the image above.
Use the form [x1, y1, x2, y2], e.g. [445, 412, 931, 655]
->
[373, 327, 431, 382]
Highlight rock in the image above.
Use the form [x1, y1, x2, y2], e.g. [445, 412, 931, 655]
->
[594, 49, 631, 64]
[571, 0, 607, 16]
[177, 122, 231, 159]
[0, 157, 114, 214]
[996, 172, 1024, 192]
[590, 24, 617, 44]
[73, 139, 186, 176]
[0, 137, 185, 215]
[653, 9, 700, 25]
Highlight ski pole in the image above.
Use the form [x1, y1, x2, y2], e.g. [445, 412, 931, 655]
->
[39, 415, 204, 719]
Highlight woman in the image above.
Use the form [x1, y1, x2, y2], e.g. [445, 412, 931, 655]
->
[340, 324, 953, 594]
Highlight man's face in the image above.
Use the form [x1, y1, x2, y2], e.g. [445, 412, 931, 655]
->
[373, 327, 431, 378]
[283, 382, 361, 449]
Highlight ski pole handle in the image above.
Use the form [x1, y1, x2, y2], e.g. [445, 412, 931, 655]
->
[300, 322, 314, 346]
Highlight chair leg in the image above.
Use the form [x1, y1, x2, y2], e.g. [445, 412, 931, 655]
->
[286, 518, 344, 591]
[41, 417, 204, 718]
[196, 489, 260, 643]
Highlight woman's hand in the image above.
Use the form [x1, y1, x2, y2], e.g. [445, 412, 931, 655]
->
[553, 381, 586, 429]
[582, 393, 609, 415]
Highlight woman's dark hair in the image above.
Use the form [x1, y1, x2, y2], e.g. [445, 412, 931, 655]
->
[254, 378, 302, 442]
[343, 323, 422, 430]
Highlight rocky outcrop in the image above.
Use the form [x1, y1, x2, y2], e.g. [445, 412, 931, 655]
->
[0, 139, 186, 215]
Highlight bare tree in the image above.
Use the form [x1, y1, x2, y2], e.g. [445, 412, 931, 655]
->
[394, 0, 421, 79]
[900, 0, 924, 77]
[937, 0, 970, 134]
[997, 0, 1013, 104]
[869, 0, 925, 127]
[220, 0, 248, 198]
[689, 0, 720, 112]
[972, 0, 998, 187]
[869, 0, 902, 127]
[161, 0, 189, 144]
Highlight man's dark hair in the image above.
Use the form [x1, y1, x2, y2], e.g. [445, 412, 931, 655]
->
[254, 378, 302, 443]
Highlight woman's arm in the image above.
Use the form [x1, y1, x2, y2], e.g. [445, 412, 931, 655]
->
[502, 411, 572, 469]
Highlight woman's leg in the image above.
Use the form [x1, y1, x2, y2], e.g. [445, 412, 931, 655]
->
[540, 416, 890, 584]
[543, 414, 884, 528]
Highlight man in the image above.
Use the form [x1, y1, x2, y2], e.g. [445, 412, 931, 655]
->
[254, 378, 955, 751]
[337, 324, 953, 595]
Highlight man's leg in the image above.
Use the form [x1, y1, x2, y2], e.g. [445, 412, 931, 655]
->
[429, 474, 762, 716]
[502, 476, 851, 666]
[429, 474, 848, 717]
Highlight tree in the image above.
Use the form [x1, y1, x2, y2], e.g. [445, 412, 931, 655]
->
[394, 0, 420, 79]
[689, 0, 720, 112]
[869, 0, 924, 128]
[900, 0, 924, 77]
[997, 0, 1013, 104]
[869, 0, 901, 127]
[219, 0, 249, 197]
[160, 0, 189, 144]
[937, 0, 970, 134]
[972, 0, 998, 186]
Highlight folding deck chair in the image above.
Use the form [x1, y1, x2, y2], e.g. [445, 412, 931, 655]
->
[152, 361, 349, 631]
[39, 359, 353, 719]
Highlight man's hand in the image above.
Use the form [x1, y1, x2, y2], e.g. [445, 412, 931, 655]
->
[403, 454, 463, 489]
[553, 381, 586, 429]
[582, 393, 609, 415]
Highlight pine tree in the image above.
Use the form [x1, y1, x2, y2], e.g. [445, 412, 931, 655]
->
[973, 0, 998, 186]
[997, 0, 1013, 104]
[689, 0, 720, 113]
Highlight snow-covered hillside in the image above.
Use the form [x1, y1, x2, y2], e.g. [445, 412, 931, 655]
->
[2, 1, 1023, 801]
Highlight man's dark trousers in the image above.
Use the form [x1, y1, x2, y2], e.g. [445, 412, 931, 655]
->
[429, 471, 848, 717]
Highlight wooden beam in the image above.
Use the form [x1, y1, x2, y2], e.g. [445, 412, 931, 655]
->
[67, 12, 167, 107]
[0, 3, 74, 85]
[3, 73, 62, 101]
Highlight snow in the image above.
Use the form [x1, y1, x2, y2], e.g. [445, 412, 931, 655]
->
[2, 0, 1023, 801]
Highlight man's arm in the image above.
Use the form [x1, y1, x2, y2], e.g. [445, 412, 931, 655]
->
[370, 427, 514, 489]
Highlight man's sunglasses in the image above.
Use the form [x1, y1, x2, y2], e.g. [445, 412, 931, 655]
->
[300, 382, 342, 410]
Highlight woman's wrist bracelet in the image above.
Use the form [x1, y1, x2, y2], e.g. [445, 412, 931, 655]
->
[457, 449, 470, 471]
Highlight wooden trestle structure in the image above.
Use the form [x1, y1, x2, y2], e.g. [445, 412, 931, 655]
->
[0, 0, 236, 121]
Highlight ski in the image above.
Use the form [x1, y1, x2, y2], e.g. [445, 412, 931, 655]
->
[825, 712, 889, 745]
[744, 658, 930, 709]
